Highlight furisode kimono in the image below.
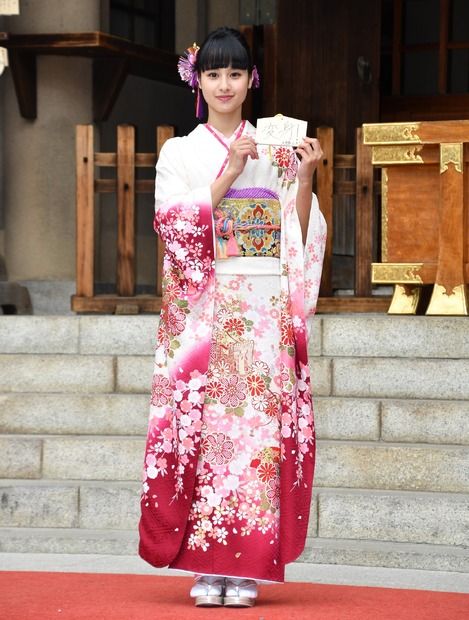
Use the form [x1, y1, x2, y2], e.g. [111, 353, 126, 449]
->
[139, 120, 326, 583]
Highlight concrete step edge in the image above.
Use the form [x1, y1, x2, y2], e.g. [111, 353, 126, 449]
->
[1, 529, 467, 573]
[2, 479, 469, 501]
[2, 528, 465, 556]
[0, 527, 138, 540]
[1, 435, 467, 450]
[302, 537, 469, 573]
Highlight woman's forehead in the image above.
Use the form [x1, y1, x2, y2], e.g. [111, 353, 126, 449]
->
[201, 66, 248, 72]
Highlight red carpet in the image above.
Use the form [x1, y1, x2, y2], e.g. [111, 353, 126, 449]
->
[1, 572, 468, 619]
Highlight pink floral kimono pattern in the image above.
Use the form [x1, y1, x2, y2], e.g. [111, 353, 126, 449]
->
[139, 121, 326, 583]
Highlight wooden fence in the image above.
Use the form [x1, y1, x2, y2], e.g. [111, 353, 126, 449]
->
[72, 124, 389, 314]
[72, 124, 173, 313]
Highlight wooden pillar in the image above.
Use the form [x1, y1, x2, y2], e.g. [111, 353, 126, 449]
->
[117, 125, 136, 297]
[76, 124, 95, 297]
[316, 126, 334, 296]
[427, 142, 468, 314]
[355, 127, 374, 297]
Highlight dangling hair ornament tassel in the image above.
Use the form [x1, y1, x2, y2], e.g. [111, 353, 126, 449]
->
[196, 87, 205, 119]
[252, 65, 260, 89]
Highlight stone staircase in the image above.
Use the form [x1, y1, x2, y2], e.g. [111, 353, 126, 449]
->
[1, 315, 468, 572]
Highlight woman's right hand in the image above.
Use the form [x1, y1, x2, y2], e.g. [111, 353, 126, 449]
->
[210, 135, 259, 207]
[225, 135, 259, 179]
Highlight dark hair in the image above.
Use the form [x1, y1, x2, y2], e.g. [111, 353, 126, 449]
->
[195, 27, 253, 74]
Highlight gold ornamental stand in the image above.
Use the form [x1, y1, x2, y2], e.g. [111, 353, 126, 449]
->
[363, 120, 469, 316]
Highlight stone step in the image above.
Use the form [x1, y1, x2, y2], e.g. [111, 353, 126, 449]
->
[0, 316, 157, 356]
[315, 488, 469, 548]
[1, 481, 468, 548]
[0, 354, 117, 394]
[2, 315, 468, 360]
[0, 530, 467, 573]
[1, 395, 468, 445]
[0, 481, 140, 530]
[0, 393, 150, 436]
[314, 442, 469, 493]
[2, 351, 468, 400]
[0, 437, 145, 481]
[0, 528, 139, 556]
[320, 316, 469, 359]
[2, 437, 468, 492]
[300, 537, 469, 573]
[315, 397, 469, 445]
[107, 354, 469, 400]
[332, 357, 469, 400]
[0, 354, 155, 395]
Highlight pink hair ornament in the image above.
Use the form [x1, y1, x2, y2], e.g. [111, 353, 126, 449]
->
[177, 43, 200, 89]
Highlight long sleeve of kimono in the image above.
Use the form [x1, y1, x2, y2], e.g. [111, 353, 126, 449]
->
[139, 138, 217, 568]
[153, 138, 215, 298]
[275, 152, 326, 565]
[277, 157, 327, 341]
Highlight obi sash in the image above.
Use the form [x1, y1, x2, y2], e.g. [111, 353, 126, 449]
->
[214, 187, 281, 259]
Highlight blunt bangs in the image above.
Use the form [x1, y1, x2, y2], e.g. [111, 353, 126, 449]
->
[196, 29, 252, 73]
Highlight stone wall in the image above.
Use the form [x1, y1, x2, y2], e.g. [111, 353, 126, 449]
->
[0, 0, 241, 313]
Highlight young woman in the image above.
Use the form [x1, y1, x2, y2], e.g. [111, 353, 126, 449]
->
[139, 27, 326, 608]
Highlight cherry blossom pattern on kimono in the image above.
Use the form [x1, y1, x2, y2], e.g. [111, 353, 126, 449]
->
[139, 191, 217, 568]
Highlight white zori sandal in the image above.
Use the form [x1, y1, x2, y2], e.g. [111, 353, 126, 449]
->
[224, 578, 258, 607]
[189, 575, 225, 607]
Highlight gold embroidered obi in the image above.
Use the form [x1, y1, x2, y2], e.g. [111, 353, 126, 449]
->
[214, 188, 281, 259]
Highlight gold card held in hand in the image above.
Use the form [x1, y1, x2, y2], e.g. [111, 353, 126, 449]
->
[256, 114, 308, 147]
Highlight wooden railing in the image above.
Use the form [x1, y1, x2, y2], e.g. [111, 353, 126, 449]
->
[72, 124, 174, 313]
[72, 124, 390, 314]
[316, 127, 390, 313]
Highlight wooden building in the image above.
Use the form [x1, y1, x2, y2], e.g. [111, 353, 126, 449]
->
[0, 0, 468, 313]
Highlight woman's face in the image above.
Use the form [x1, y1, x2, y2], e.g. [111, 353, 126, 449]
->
[198, 66, 252, 117]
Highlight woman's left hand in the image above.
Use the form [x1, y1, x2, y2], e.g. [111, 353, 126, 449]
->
[295, 137, 323, 184]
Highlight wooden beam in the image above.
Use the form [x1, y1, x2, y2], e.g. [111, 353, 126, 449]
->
[71, 294, 162, 314]
[116, 125, 136, 297]
[317, 296, 390, 313]
[0, 32, 180, 80]
[0, 32, 182, 120]
[7, 50, 36, 119]
[355, 127, 374, 296]
[93, 57, 128, 122]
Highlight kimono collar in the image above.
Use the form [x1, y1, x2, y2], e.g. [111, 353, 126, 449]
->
[205, 121, 247, 179]
[204, 121, 246, 150]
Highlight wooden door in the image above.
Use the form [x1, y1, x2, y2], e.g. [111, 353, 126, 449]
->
[262, 0, 381, 152]
[259, 0, 382, 290]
